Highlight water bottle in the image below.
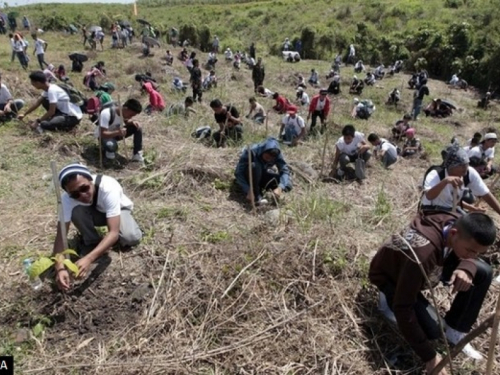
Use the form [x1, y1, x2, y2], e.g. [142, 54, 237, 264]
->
[23, 259, 43, 291]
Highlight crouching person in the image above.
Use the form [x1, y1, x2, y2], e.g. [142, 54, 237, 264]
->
[54, 163, 142, 291]
[235, 137, 292, 206]
[97, 98, 144, 162]
[367, 133, 398, 169]
[20, 71, 82, 133]
[369, 212, 496, 374]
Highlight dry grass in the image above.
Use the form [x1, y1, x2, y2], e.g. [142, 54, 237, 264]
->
[0, 31, 499, 375]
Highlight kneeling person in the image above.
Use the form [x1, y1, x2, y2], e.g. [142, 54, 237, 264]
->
[368, 133, 398, 168]
[210, 99, 243, 148]
[235, 137, 292, 205]
[370, 212, 496, 373]
[97, 98, 144, 162]
[20, 71, 83, 133]
[54, 163, 142, 291]
[280, 108, 306, 146]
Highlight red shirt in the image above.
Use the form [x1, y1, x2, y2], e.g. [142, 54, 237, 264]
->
[309, 94, 331, 116]
[143, 82, 165, 111]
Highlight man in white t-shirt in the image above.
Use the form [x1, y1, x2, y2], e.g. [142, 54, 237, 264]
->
[32, 34, 48, 70]
[467, 132, 497, 179]
[422, 143, 500, 215]
[246, 97, 266, 124]
[367, 133, 398, 168]
[332, 124, 371, 179]
[19, 71, 82, 133]
[53, 163, 142, 291]
[0, 73, 25, 121]
[97, 98, 144, 162]
[295, 87, 310, 107]
[279, 108, 306, 146]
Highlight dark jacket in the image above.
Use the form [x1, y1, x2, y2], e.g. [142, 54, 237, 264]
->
[252, 63, 265, 82]
[234, 137, 290, 194]
[369, 211, 477, 362]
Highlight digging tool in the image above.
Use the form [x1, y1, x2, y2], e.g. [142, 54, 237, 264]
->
[50, 161, 68, 250]
[116, 95, 129, 159]
[247, 145, 256, 213]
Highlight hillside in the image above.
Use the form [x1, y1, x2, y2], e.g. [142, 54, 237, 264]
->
[0, 8, 500, 375]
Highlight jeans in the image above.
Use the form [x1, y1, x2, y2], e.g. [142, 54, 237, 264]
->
[40, 115, 80, 131]
[36, 53, 48, 70]
[16, 51, 28, 69]
[283, 126, 299, 143]
[413, 98, 423, 120]
[381, 254, 492, 338]
[339, 151, 372, 171]
[71, 205, 142, 250]
[243, 166, 292, 201]
[252, 114, 265, 124]
[213, 124, 243, 147]
[102, 123, 143, 155]
[382, 152, 397, 168]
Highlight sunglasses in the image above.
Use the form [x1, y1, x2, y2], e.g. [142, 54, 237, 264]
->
[68, 184, 91, 199]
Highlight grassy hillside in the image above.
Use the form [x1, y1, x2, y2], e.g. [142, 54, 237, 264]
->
[0, 4, 500, 375]
[9, 0, 500, 90]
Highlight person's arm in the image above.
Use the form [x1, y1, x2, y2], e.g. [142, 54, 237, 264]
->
[76, 215, 120, 279]
[39, 102, 56, 122]
[18, 96, 43, 119]
[227, 108, 240, 124]
[100, 126, 125, 138]
[275, 155, 290, 192]
[358, 141, 371, 155]
[425, 176, 462, 200]
[351, 106, 357, 118]
[307, 98, 314, 120]
[44, 41, 48, 51]
[481, 192, 500, 216]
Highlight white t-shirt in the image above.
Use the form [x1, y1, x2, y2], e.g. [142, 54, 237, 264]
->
[13, 40, 26, 52]
[34, 39, 45, 55]
[252, 102, 265, 117]
[315, 98, 326, 111]
[299, 92, 310, 106]
[336, 131, 365, 155]
[468, 145, 495, 160]
[62, 175, 133, 223]
[422, 167, 489, 208]
[0, 83, 13, 104]
[377, 139, 398, 159]
[282, 114, 305, 135]
[42, 84, 83, 120]
[95, 107, 121, 138]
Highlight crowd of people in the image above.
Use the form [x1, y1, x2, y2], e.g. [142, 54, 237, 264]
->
[7, 19, 500, 375]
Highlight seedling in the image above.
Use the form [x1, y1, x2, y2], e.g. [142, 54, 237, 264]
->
[28, 249, 79, 279]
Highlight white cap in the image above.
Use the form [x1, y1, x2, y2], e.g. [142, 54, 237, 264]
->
[484, 133, 498, 141]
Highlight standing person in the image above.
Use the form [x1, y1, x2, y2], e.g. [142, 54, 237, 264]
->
[53, 163, 142, 291]
[367, 133, 398, 169]
[0, 73, 25, 122]
[369, 212, 497, 374]
[331, 124, 371, 180]
[252, 58, 265, 92]
[82, 26, 88, 47]
[412, 81, 430, 120]
[295, 39, 302, 56]
[169, 27, 178, 47]
[279, 108, 306, 146]
[212, 35, 219, 53]
[249, 42, 256, 59]
[96, 98, 144, 161]
[210, 99, 243, 148]
[13, 33, 28, 70]
[347, 44, 355, 65]
[22, 16, 30, 31]
[19, 71, 82, 133]
[190, 58, 203, 103]
[32, 34, 48, 70]
[9, 33, 16, 62]
[307, 89, 330, 135]
[235, 137, 292, 206]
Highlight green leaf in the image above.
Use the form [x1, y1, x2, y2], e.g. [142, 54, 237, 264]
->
[29, 257, 54, 279]
[63, 259, 79, 277]
[32, 322, 44, 338]
[62, 249, 79, 257]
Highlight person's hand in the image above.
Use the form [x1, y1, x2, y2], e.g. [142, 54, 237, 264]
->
[246, 191, 254, 202]
[76, 256, 94, 279]
[449, 269, 473, 293]
[425, 354, 448, 375]
[445, 176, 464, 188]
[55, 269, 71, 291]
[17, 114, 25, 121]
[121, 128, 127, 137]
[469, 206, 486, 213]
[4, 106, 11, 113]
[273, 187, 282, 198]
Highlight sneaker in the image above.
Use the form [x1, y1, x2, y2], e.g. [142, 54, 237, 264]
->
[132, 151, 144, 162]
[445, 325, 483, 360]
[256, 198, 269, 206]
[378, 291, 397, 324]
[105, 151, 116, 160]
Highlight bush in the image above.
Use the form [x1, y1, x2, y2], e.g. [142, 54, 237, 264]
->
[180, 24, 199, 47]
[301, 26, 316, 59]
[198, 25, 211, 52]
[37, 14, 69, 31]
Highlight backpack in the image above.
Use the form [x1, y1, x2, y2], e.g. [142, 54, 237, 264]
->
[56, 83, 86, 108]
[86, 97, 101, 115]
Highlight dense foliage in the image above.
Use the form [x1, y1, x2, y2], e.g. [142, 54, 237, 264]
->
[13, 0, 500, 91]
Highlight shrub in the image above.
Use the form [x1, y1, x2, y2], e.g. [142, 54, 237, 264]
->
[198, 25, 211, 52]
[180, 24, 199, 47]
